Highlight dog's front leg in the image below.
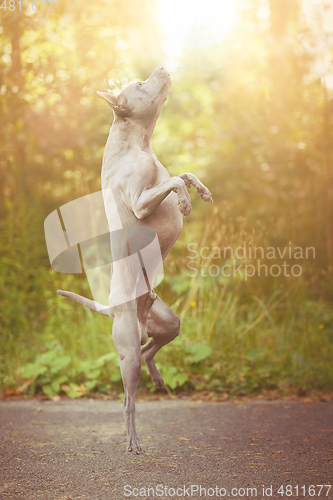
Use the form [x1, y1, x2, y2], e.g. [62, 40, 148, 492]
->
[132, 177, 191, 218]
[179, 173, 213, 203]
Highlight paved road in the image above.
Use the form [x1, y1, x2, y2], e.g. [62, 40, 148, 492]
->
[0, 398, 332, 499]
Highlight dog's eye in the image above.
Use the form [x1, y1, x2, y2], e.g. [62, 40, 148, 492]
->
[137, 82, 142, 88]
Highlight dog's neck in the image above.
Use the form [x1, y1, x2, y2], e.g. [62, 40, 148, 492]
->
[106, 116, 158, 156]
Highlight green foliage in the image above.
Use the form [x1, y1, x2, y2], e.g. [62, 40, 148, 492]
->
[186, 343, 212, 364]
[1, 1, 333, 398]
[159, 366, 188, 390]
[20, 341, 121, 398]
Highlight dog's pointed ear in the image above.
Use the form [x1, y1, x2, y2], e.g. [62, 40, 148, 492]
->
[96, 91, 119, 108]
[97, 91, 129, 117]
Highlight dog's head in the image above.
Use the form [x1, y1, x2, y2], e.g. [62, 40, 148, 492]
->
[97, 67, 172, 123]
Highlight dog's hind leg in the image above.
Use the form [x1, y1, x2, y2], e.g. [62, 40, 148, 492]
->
[137, 291, 157, 345]
[112, 300, 142, 453]
[141, 296, 180, 389]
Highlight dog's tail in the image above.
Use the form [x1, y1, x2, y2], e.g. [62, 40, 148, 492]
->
[57, 290, 111, 318]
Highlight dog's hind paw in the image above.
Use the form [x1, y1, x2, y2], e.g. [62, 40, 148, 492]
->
[142, 356, 164, 388]
[152, 373, 164, 389]
[127, 440, 141, 454]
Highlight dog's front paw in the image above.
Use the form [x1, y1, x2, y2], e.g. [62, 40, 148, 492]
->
[172, 177, 192, 216]
[178, 197, 192, 216]
[197, 185, 213, 203]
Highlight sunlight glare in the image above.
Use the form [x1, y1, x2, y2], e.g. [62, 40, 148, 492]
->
[159, 0, 238, 70]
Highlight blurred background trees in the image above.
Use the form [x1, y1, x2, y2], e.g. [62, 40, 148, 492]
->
[0, 0, 332, 396]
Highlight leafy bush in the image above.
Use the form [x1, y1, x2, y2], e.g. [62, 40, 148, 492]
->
[20, 342, 121, 398]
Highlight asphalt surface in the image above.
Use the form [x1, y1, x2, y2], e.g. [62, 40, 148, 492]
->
[0, 398, 332, 499]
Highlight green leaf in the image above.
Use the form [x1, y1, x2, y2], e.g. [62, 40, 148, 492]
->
[22, 363, 47, 379]
[51, 375, 67, 393]
[161, 366, 188, 389]
[36, 350, 58, 365]
[49, 355, 71, 374]
[66, 389, 81, 399]
[186, 343, 212, 363]
[160, 365, 177, 388]
[85, 379, 98, 389]
[173, 372, 188, 388]
[42, 384, 56, 398]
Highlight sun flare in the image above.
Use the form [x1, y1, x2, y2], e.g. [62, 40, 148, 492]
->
[159, 0, 238, 69]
